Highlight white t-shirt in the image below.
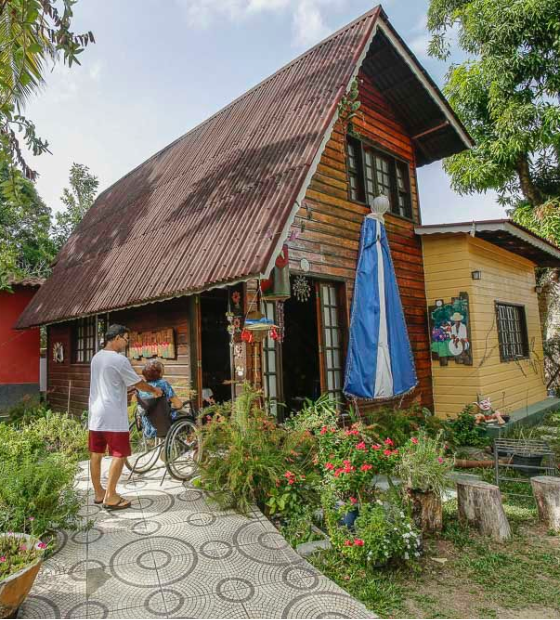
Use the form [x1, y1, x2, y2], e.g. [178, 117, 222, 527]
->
[88, 349, 140, 432]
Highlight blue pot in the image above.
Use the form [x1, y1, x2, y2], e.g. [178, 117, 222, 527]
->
[339, 508, 359, 529]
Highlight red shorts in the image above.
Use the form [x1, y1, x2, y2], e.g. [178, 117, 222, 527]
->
[88, 430, 131, 458]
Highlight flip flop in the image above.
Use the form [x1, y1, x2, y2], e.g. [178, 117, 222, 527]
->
[103, 498, 132, 511]
[93, 499, 104, 505]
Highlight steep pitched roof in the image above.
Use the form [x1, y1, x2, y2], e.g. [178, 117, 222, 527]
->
[17, 5, 471, 328]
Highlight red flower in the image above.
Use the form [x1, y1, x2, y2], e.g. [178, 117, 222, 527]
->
[411, 437, 419, 444]
[344, 540, 353, 547]
[349, 497, 358, 505]
[360, 463, 373, 472]
[438, 457, 444, 464]
[325, 462, 335, 471]
[320, 426, 328, 435]
[355, 441, 366, 450]
[384, 438, 394, 446]
[345, 429, 359, 436]
[372, 444, 381, 451]
[334, 468, 344, 478]
[354, 538, 364, 547]
[383, 449, 392, 457]
[391, 449, 399, 456]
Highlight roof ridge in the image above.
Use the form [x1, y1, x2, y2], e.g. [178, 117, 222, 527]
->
[94, 5, 382, 202]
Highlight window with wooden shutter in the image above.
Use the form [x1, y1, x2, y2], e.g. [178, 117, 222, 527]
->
[495, 302, 529, 361]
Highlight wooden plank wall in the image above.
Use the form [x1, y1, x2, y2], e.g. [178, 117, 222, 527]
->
[47, 297, 193, 415]
[286, 69, 433, 410]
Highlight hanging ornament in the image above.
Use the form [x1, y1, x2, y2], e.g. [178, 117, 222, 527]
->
[276, 300, 285, 342]
[241, 328, 254, 344]
[232, 291, 241, 310]
[293, 275, 311, 303]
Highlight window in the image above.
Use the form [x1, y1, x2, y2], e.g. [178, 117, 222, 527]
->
[262, 301, 280, 417]
[495, 303, 529, 361]
[319, 283, 343, 401]
[73, 315, 106, 363]
[346, 137, 413, 219]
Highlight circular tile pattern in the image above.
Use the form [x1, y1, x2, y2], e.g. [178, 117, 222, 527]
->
[19, 595, 61, 618]
[157, 589, 185, 616]
[186, 511, 217, 527]
[200, 540, 233, 560]
[281, 591, 372, 619]
[151, 550, 173, 570]
[216, 577, 255, 603]
[137, 489, 175, 517]
[110, 536, 197, 587]
[137, 550, 158, 570]
[282, 565, 320, 591]
[84, 601, 109, 618]
[257, 530, 290, 551]
[177, 488, 203, 502]
[131, 519, 162, 536]
[68, 559, 105, 581]
[143, 590, 174, 617]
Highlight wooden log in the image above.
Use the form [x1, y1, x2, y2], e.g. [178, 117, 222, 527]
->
[408, 489, 442, 532]
[457, 480, 511, 542]
[531, 476, 560, 532]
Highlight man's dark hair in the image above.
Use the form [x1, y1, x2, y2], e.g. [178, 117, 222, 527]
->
[105, 324, 129, 342]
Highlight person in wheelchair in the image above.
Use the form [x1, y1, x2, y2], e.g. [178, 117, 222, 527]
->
[136, 360, 183, 438]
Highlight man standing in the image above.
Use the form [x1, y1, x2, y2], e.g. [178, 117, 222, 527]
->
[89, 324, 162, 510]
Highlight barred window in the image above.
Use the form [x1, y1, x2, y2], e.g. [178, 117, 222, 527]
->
[495, 303, 529, 361]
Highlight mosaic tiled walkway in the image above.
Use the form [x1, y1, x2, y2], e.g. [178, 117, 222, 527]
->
[19, 458, 376, 619]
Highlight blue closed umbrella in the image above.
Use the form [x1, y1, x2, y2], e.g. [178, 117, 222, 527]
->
[344, 196, 417, 400]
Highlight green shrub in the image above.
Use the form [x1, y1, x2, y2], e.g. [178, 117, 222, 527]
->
[396, 431, 452, 495]
[278, 506, 323, 549]
[0, 409, 86, 536]
[325, 496, 421, 567]
[0, 455, 81, 537]
[446, 406, 489, 447]
[5, 396, 48, 427]
[197, 384, 318, 515]
[284, 394, 339, 433]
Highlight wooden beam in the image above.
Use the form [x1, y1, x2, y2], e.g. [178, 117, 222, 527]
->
[412, 121, 450, 141]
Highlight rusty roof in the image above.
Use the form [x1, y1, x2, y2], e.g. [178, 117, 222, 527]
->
[17, 5, 472, 328]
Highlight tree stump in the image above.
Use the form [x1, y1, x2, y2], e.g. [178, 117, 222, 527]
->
[531, 476, 560, 532]
[456, 480, 511, 541]
[408, 489, 442, 532]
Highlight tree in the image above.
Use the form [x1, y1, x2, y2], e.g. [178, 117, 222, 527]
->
[0, 162, 56, 287]
[52, 162, 98, 249]
[427, 0, 560, 241]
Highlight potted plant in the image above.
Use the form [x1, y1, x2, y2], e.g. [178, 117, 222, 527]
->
[396, 431, 452, 533]
[0, 533, 47, 619]
[320, 424, 399, 527]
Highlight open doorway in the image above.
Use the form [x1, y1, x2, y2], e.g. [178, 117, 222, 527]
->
[281, 277, 321, 414]
[200, 289, 231, 404]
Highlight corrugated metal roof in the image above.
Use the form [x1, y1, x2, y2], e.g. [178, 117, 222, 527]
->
[415, 220, 560, 267]
[17, 5, 471, 328]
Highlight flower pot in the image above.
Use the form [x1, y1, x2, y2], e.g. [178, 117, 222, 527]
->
[338, 508, 359, 529]
[0, 534, 43, 619]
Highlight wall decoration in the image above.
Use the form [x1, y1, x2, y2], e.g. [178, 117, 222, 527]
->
[300, 258, 310, 273]
[293, 275, 311, 303]
[53, 342, 64, 363]
[262, 245, 290, 301]
[429, 292, 472, 366]
[128, 329, 176, 360]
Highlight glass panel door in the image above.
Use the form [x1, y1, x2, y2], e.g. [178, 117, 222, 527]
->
[319, 283, 343, 403]
[262, 301, 280, 417]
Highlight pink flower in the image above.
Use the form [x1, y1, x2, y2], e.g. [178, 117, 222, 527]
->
[384, 438, 394, 446]
[320, 426, 328, 435]
[391, 449, 399, 456]
[438, 457, 444, 464]
[372, 444, 381, 451]
[344, 540, 353, 547]
[36, 542, 47, 550]
[28, 517, 35, 522]
[360, 463, 373, 472]
[383, 449, 392, 457]
[355, 442, 366, 450]
[284, 471, 294, 479]
[325, 462, 335, 471]
[345, 429, 359, 436]
[411, 437, 419, 444]
[0, 556, 6, 562]
[343, 460, 352, 468]
[19, 545, 27, 552]
[354, 538, 364, 547]
[334, 468, 344, 478]
[349, 497, 358, 505]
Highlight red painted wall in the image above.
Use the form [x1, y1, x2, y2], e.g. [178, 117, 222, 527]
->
[0, 286, 40, 384]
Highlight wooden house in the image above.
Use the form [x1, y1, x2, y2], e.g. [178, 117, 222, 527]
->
[16, 6, 474, 417]
[417, 220, 560, 424]
[0, 278, 43, 411]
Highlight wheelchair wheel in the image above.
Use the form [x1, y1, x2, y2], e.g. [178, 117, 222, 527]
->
[125, 419, 161, 473]
[164, 418, 201, 481]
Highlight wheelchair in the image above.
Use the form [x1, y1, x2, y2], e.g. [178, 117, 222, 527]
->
[125, 399, 202, 482]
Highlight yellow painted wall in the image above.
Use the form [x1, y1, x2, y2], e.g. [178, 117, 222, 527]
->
[422, 234, 547, 419]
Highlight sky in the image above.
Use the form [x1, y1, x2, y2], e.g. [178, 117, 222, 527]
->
[25, 0, 506, 224]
